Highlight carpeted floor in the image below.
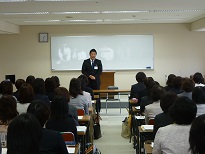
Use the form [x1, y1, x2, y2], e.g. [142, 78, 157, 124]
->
[93, 108, 135, 154]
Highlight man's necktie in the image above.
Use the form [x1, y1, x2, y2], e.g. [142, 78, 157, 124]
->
[92, 60, 94, 69]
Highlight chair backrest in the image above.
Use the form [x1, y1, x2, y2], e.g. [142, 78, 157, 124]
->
[148, 118, 155, 125]
[61, 132, 76, 145]
[77, 109, 85, 116]
[107, 86, 119, 90]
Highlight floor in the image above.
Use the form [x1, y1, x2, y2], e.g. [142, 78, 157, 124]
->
[93, 108, 135, 154]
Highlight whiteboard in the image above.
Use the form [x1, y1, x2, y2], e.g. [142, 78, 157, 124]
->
[51, 35, 154, 71]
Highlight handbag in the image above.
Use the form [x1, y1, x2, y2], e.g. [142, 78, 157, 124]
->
[121, 117, 131, 138]
[94, 123, 102, 139]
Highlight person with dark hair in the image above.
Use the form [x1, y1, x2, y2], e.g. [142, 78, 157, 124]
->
[78, 74, 94, 100]
[46, 96, 78, 142]
[13, 79, 26, 101]
[82, 49, 103, 90]
[26, 75, 35, 85]
[193, 72, 205, 87]
[153, 92, 177, 137]
[45, 77, 57, 101]
[178, 78, 195, 100]
[32, 78, 50, 106]
[69, 78, 89, 115]
[140, 81, 157, 114]
[17, 83, 34, 114]
[54, 87, 78, 122]
[192, 86, 205, 116]
[144, 85, 166, 123]
[52, 76, 60, 87]
[129, 72, 146, 100]
[169, 76, 183, 94]
[189, 114, 205, 154]
[153, 97, 197, 154]
[0, 95, 18, 147]
[27, 100, 69, 154]
[164, 74, 176, 91]
[1, 80, 13, 96]
[7, 113, 42, 154]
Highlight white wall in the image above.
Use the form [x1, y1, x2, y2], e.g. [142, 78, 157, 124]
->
[0, 24, 205, 90]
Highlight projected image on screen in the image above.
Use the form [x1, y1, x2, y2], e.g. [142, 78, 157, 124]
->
[51, 35, 154, 71]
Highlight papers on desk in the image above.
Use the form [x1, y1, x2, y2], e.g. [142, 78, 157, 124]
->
[67, 147, 75, 154]
[135, 106, 140, 110]
[141, 125, 154, 131]
[78, 116, 83, 120]
[77, 126, 87, 132]
[151, 142, 154, 148]
[2, 148, 6, 154]
[135, 116, 145, 120]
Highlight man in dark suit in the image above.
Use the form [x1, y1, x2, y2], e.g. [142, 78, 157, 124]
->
[82, 49, 102, 90]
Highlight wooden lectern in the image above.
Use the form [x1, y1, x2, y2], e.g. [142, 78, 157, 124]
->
[100, 71, 115, 98]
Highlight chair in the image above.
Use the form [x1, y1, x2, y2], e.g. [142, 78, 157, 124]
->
[61, 132, 76, 146]
[106, 86, 121, 113]
[148, 118, 155, 125]
[77, 109, 85, 116]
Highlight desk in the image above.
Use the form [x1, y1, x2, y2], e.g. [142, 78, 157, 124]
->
[93, 89, 130, 94]
[144, 143, 153, 154]
[77, 126, 87, 153]
[138, 126, 153, 154]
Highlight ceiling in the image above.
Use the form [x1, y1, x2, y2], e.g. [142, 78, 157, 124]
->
[0, 0, 205, 26]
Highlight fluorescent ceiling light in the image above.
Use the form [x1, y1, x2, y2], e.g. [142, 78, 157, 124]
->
[2, 12, 49, 15]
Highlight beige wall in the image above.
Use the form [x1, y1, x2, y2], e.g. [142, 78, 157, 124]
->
[0, 24, 205, 89]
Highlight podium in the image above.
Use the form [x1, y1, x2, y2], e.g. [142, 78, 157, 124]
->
[100, 71, 115, 98]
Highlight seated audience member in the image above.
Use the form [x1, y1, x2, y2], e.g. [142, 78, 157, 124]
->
[193, 72, 205, 87]
[0, 82, 3, 98]
[69, 78, 89, 115]
[140, 81, 157, 114]
[45, 77, 57, 101]
[144, 85, 165, 124]
[54, 87, 78, 123]
[129, 72, 146, 102]
[169, 76, 183, 94]
[17, 83, 34, 114]
[27, 100, 68, 154]
[0, 95, 18, 147]
[32, 78, 50, 106]
[0, 80, 16, 100]
[164, 74, 176, 92]
[153, 92, 177, 137]
[26, 75, 35, 85]
[7, 113, 42, 154]
[13, 79, 26, 101]
[192, 86, 205, 116]
[189, 114, 205, 154]
[52, 76, 60, 87]
[153, 97, 197, 154]
[178, 78, 194, 100]
[46, 96, 78, 142]
[78, 74, 94, 100]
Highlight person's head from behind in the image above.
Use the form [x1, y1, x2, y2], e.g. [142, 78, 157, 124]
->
[166, 74, 176, 87]
[54, 87, 70, 102]
[50, 96, 68, 120]
[160, 92, 178, 113]
[172, 76, 183, 89]
[69, 78, 82, 98]
[15, 79, 26, 90]
[169, 97, 197, 125]
[78, 74, 89, 90]
[181, 78, 195, 93]
[27, 100, 51, 127]
[192, 86, 205, 104]
[135, 72, 146, 83]
[150, 85, 166, 102]
[51, 76, 60, 87]
[19, 83, 34, 104]
[26, 75, 35, 85]
[0, 95, 18, 125]
[1, 80, 13, 95]
[89, 49, 97, 60]
[193, 72, 204, 84]
[32, 78, 45, 95]
[7, 113, 42, 154]
[45, 77, 57, 93]
[189, 114, 205, 154]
